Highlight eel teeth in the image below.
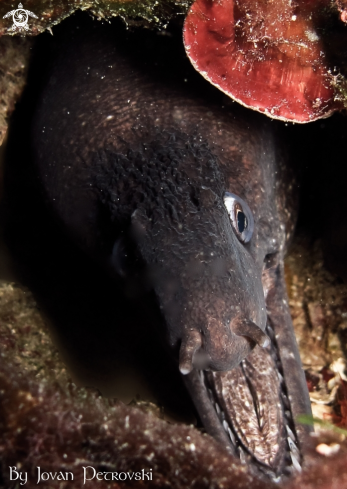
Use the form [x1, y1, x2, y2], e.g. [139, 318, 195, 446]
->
[290, 450, 302, 473]
[215, 402, 221, 416]
[219, 410, 238, 445]
[286, 425, 296, 442]
[227, 426, 236, 445]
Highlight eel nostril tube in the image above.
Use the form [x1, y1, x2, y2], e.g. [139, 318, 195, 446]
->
[232, 319, 270, 348]
[179, 330, 202, 375]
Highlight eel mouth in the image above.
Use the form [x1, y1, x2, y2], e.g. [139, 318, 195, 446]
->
[215, 322, 301, 478]
[182, 252, 305, 482]
[185, 322, 302, 482]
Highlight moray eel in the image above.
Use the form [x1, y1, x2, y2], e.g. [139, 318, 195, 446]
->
[31, 19, 312, 481]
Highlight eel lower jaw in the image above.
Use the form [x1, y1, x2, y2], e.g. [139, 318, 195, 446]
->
[182, 322, 303, 482]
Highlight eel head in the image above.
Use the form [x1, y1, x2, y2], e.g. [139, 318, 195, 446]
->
[92, 130, 308, 480]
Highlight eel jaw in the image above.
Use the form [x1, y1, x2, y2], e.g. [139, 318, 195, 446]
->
[182, 321, 303, 482]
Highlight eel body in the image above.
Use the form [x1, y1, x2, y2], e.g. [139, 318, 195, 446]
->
[31, 19, 312, 481]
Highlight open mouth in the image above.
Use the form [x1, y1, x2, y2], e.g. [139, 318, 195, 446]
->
[183, 256, 305, 482]
[186, 321, 302, 482]
[203, 321, 301, 481]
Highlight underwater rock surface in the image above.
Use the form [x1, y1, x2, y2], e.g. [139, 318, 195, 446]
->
[0, 0, 191, 36]
[0, 37, 31, 146]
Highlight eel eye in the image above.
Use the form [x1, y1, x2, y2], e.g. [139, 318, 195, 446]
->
[223, 192, 254, 243]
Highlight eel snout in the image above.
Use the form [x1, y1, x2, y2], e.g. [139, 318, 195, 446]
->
[179, 318, 269, 374]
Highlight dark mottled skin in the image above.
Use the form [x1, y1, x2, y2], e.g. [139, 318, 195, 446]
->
[31, 19, 311, 476]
